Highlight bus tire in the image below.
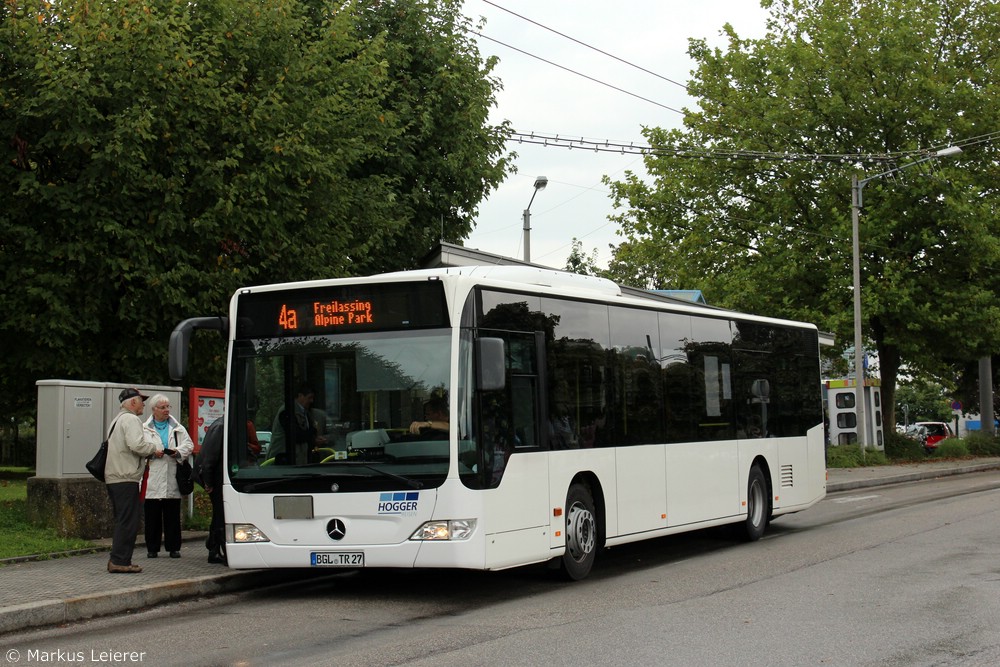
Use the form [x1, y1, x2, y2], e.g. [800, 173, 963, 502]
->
[560, 483, 598, 581]
[742, 465, 769, 542]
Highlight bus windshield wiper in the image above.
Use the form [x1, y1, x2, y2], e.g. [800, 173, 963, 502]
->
[322, 461, 424, 489]
[244, 464, 423, 491]
[243, 473, 328, 492]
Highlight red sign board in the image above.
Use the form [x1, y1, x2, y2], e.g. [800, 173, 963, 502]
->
[188, 387, 225, 454]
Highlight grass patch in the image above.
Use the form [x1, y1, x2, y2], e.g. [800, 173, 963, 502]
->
[965, 431, 1000, 456]
[0, 479, 214, 560]
[884, 430, 927, 461]
[186, 488, 213, 532]
[826, 445, 887, 468]
[928, 438, 969, 458]
[0, 480, 95, 560]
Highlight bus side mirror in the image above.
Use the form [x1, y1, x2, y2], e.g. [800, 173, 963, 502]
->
[168, 316, 228, 380]
[168, 328, 191, 381]
[476, 337, 506, 391]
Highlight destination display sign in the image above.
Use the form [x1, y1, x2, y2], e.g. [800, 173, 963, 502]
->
[236, 281, 448, 338]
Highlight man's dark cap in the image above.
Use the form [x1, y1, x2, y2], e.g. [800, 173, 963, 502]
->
[119, 387, 149, 403]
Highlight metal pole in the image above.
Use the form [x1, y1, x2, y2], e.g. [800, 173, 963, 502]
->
[851, 174, 867, 452]
[522, 176, 547, 264]
[979, 356, 994, 435]
[522, 208, 531, 263]
[847, 146, 960, 452]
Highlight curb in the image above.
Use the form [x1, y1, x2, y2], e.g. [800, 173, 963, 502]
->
[0, 532, 210, 567]
[0, 568, 324, 636]
[0, 547, 109, 567]
[827, 461, 1000, 493]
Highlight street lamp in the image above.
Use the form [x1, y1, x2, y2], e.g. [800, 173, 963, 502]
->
[522, 176, 548, 262]
[850, 145, 962, 450]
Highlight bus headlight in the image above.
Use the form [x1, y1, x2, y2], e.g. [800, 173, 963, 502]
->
[232, 524, 270, 543]
[410, 519, 477, 541]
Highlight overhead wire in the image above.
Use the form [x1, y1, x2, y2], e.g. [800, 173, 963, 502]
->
[473, 32, 684, 114]
[508, 131, 927, 164]
[481, 0, 690, 92]
[515, 129, 993, 264]
[472, 3, 998, 262]
[949, 130, 1000, 152]
[474, 7, 998, 164]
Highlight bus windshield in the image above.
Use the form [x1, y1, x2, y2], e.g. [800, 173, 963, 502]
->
[229, 329, 452, 493]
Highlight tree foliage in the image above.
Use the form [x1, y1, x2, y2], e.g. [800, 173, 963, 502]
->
[0, 0, 511, 418]
[895, 378, 953, 425]
[351, 1, 512, 272]
[604, 0, 1000, 426]
[564, 237, 603, 276]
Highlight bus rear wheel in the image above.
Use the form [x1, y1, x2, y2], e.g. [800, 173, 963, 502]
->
[561, 483, 597, 581]
[742, 465, 769, 542]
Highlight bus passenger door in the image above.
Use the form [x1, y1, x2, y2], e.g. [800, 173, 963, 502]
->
[479, 331, 550, 568]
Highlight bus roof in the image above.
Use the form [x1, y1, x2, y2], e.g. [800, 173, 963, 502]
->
[237, 265, 819, 333]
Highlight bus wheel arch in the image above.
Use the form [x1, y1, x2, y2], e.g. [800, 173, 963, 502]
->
[742, 459, 771, 542]
[559, 474, 604, 581]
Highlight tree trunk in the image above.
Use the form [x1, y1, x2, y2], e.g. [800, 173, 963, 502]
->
[875, 336, 901, 436]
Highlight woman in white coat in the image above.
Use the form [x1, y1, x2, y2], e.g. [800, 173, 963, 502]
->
[142, 394, 194, 558]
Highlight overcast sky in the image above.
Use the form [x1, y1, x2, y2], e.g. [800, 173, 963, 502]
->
[460, 0, 771, 268]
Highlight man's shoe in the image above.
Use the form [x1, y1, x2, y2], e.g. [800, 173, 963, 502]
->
[169, 551, 181, 558]
[207, 553, 226, 564]
[147, 552, 158, 558]
[108, 562, 142, 573]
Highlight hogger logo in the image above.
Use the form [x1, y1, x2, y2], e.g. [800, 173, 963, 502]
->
[378, 491, 420, 514]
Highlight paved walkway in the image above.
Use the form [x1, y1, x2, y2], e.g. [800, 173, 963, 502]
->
[2, 457, 999, 636]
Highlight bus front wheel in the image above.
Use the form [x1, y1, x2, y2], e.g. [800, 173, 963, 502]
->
[742, 465, 769, 542]
[561, 483, 597, 580]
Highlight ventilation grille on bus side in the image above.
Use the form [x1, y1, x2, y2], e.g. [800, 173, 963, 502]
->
[781, 465, 794, 488]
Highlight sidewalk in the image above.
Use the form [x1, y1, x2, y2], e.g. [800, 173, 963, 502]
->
[825, 456, 1000, 492]
[2, 458, 999, 636]
[0, 532, 323, 636]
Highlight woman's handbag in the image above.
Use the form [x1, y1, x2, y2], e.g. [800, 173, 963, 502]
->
[174, 432, 195, 495]
[176, 458, 195, 495]
[85, 421, 117, 481]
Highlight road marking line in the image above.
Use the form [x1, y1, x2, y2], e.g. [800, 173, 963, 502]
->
[834, 495, 880, 503]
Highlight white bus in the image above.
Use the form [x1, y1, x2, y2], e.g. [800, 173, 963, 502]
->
[169, 266, 826, 580]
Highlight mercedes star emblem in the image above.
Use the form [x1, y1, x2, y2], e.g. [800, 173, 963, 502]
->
[327, 518, 347, 541]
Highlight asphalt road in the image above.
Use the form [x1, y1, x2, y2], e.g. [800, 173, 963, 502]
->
[4, 470, 1000, 666]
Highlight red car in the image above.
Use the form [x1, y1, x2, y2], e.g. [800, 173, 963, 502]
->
[914, 421, 953, 451]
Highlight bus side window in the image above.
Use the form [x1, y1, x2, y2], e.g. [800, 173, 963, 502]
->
[477, 331, 541, 487]
[479, 388, 513, 488]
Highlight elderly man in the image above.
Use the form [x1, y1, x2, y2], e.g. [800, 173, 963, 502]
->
[105, 387, 158, 573]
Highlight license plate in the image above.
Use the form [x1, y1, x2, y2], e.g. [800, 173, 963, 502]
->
[310, 552, 364, 567]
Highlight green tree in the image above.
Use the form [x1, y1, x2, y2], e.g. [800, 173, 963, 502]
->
[895, 378, 953, 425]
[351, 1, 513, 272]
[949, 355, 1000, 418]
[0, 0, 510, 419]
[564, 238, 603, 277]
[604, 0, 1000, 427]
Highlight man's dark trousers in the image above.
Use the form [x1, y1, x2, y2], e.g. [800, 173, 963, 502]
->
[107, 482, 142, 566]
